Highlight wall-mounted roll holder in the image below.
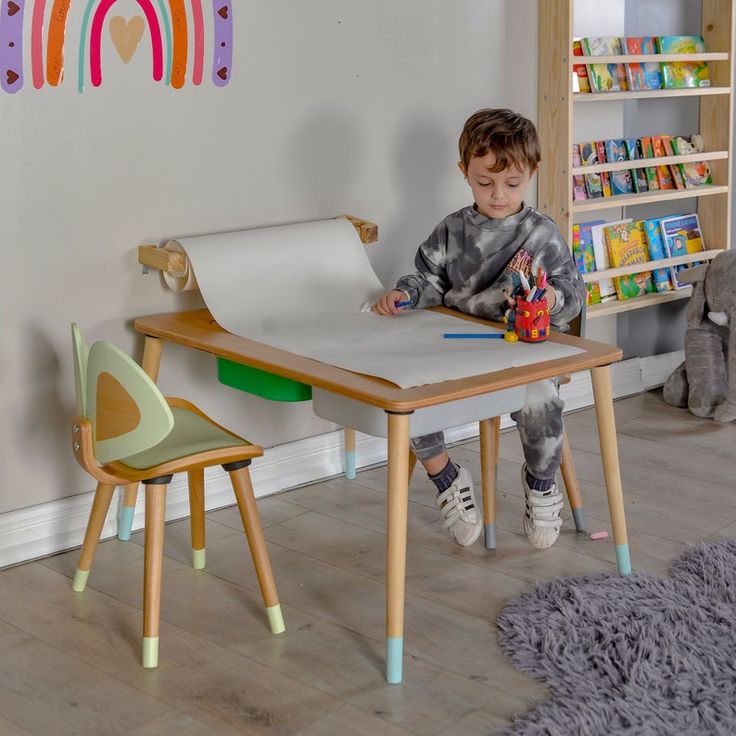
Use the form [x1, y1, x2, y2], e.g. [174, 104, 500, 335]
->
[137, 214, 378, 274]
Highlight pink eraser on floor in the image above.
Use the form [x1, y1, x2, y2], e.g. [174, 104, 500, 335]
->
[590, 531, 609, 541]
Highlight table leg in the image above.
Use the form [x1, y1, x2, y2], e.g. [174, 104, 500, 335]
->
[479, 417, 500, 549]
[386, 410, 411, 684]
[590, 366, 631, 575]
[141, 336, 163, 382]
[344, 428, 356, 479]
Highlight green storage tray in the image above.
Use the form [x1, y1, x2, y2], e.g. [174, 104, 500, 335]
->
[216, 358, 312, 402]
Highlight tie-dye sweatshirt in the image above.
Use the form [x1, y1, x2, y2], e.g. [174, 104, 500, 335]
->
[395, 204, 585, 330]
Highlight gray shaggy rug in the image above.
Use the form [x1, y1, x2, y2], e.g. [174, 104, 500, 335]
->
[496, 539, 736, 736]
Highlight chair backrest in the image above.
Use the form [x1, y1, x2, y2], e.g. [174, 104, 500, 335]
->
[72, 325, 175, 464]
[71, 323, 89, 417]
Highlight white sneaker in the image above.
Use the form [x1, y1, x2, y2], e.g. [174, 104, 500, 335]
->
[435, 466, 482, 547]
[521, 464, 563, 549]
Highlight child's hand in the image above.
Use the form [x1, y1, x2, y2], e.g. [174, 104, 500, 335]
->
[544, 286, 556, 310]
[373, 290, 409, 316]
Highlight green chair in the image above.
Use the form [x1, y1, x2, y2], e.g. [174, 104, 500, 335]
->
[70, 324, 284, 668]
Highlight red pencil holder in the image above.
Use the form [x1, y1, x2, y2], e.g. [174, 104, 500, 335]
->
[514, 297, 550, 343]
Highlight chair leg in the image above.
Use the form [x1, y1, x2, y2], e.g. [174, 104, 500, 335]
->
[560, 430, 586, 532]
[117, 483, 139, 541]
[73, 483, 116, 591]
[479, 417, 501, 549]
[228, 466, 285, 635]
[188, 469, 206, 569]
[142, 483, 167, 668]
[344, 428, 356, 479]
[407, 449, 418, 486]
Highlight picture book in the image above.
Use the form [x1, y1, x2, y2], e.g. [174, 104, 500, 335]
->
[657, 36, 709, 89]
[604, 139, 634, 196]
[623, 138, 648, 193]
[651, 136, 675, 190]
[661, 136, 686, 189]
[637, 137, 660, 190]
[642, 218, 674, 292]
[572, 144, 587, 201]
[604, 221, 656, 301]
[590, 218, 632, 302]
[574, 220, 603, 305]
[623, 37, 662, 90]
[671, 136, 713, 187]
[596, 140, 613, 197]
[659, 213, 706, 288]
[579, 141, 603, 198]
[572, 40, 591, 94]
[582, 37, 628, 93]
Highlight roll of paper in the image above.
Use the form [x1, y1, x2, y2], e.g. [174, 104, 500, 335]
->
[162, 240, 198, 292]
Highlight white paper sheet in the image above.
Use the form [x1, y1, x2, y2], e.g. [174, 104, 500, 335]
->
[171, 218, 583, 388]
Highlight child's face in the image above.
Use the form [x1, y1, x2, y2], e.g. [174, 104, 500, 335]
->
[460, 152, 533, 220]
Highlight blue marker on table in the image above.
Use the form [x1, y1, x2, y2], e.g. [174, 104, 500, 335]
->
[443, 333, 505, 339]
[395, 300, 412, 308]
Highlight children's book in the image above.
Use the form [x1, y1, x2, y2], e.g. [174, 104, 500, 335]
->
[579, 141, 603, 198]
[623, 37, 662, 90]
[651, 136, 675, 190]
[656, 35, 710, 88]
[590, 218, 632, 302]
[661, 135, 686, 189]
[582, 37, 628, 93]
[595, 140, 613, 197]
[637, 137, 660, 191]
[574, 220, 603, 305]
[604, 221, 656, 300]
[571, 144, 588, 200]
[642, 218, 674, 292]
[572, 39, 591, 94]
[671, 136, 713, 187]
[659, 213, 706, 288]
[604, 139, 634, 196]
[623, 138, 648, 193]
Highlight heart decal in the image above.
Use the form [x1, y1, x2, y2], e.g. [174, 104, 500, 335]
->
[218, 5, 228, 18]
[109, 15, 145, 64]
[7, 1, 19, 16]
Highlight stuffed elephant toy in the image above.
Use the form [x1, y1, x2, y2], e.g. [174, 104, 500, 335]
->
[663, 249, 736, 422]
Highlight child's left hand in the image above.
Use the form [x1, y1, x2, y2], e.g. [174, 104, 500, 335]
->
[544, 286, 556, 310]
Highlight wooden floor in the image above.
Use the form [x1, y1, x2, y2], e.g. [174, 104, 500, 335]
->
[1, 390, 736, 735]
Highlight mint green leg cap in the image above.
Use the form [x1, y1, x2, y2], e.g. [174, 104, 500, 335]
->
[571, 507, 587, 533]
[345, 450, 356, 480]
[117, 505, 135, 541]
[484, 523, 496, 550]
[142, 637, 159, 668]
[386, 636, 403, 684]
[72, 568, 90, 592]
[266, 604, 285, 634]
[192, 547, 206, 570]
[616, 544, 632, 576]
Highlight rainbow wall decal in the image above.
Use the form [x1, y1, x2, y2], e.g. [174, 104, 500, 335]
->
[0, 0, 232, 93]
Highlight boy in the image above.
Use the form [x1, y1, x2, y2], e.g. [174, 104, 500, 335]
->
[373, 108, 585, 549]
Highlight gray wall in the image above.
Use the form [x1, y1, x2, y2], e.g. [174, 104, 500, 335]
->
[0, 1, 538, 514]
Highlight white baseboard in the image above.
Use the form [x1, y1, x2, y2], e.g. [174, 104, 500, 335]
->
[0, 352, 682, 569]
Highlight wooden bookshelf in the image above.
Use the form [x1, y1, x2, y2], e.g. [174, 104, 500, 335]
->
[580, 248, 723, 282]
[538, 0, 734, 319]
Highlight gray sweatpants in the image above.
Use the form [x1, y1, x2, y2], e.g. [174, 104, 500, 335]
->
[410, 379, 564, 481]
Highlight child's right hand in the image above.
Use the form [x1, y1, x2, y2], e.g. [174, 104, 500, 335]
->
[373, 290, 410, 316]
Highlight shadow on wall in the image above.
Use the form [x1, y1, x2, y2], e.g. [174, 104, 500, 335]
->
[283, 108, 361, 220]
[376, 117, 451, 287]
[14, 324, 79, 507]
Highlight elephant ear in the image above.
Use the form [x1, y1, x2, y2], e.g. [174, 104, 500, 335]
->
[686, 280, 708, 327]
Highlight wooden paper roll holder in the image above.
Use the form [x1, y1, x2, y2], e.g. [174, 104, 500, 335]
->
[137, 215, 378, 275]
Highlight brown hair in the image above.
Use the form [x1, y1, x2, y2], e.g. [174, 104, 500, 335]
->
[458, 108, 540, 173]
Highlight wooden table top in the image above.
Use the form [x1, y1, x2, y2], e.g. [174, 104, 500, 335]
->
[135, 308, 622, 413]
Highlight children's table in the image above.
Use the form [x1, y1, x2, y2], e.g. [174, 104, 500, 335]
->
[134, 306, 628, 684]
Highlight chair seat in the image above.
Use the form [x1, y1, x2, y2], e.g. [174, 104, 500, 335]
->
[120, 406, 250, 470]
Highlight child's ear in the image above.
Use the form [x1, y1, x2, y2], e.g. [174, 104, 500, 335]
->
[458, 161, 467, 179]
